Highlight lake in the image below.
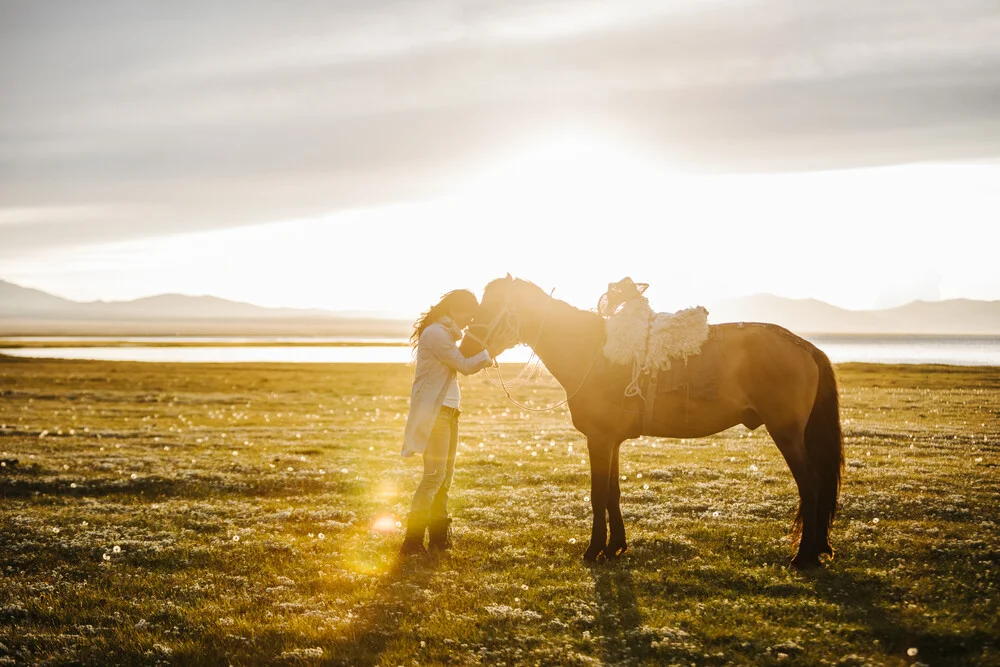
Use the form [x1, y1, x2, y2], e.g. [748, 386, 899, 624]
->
[1, 335, 999, 366]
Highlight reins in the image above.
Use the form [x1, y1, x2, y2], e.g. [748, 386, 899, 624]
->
[495, 346, 600, 412]
[482, 302, 542, 389]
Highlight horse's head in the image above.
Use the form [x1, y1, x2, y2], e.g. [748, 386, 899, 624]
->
[459, 273, 520, 357]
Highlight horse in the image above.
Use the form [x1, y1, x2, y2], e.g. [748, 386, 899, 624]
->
[459, 275, 844, 568]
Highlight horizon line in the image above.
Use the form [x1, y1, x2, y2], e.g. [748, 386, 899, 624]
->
[3, 277, 999, 318]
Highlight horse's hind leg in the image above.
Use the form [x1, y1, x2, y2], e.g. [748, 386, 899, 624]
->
[768, 424, 821, 569]
[606, 443, 628, 558]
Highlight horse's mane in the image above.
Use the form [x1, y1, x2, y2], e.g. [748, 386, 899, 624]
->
[490, 277, 604, 341]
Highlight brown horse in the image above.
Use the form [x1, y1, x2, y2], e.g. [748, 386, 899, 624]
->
[460, 276, 844, 568]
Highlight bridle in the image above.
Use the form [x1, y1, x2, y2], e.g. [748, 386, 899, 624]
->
[463, 288, 600, 413]
[461, 295, 519, 353]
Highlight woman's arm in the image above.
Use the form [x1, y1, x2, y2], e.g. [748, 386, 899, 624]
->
[423, 325, 493, 375]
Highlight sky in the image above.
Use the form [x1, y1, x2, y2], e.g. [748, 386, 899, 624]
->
[2, 0, 999, 315]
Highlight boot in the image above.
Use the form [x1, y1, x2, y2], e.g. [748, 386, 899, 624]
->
[428, 516, 453, 552]
[399, 519, 427, 557]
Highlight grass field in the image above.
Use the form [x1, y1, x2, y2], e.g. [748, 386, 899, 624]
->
[1, 357, 998, 666]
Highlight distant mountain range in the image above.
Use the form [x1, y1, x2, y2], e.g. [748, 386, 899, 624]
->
[1, 279, 999, 336]
[707, 293, 1000, 336]
[0, 280, 412, 337]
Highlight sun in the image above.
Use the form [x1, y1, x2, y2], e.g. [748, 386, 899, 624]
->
[452, 134, 681, 216]
[441, 133, 698, 305]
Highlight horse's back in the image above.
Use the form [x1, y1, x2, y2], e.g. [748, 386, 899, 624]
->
[713, 322, 822, 430]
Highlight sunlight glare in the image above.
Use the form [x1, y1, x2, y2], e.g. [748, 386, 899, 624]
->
[8, 134, 998, 314]
[371, 514, 399, 534]
[445, 134, 698, 305]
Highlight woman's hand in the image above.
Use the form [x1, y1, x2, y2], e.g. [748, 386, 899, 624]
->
[487, 328, 519, 358]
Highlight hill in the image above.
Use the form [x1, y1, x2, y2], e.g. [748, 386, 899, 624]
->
[2, 279, 999, 336]
[0, 280, 411, 337]
[707, 293, 1000, 335]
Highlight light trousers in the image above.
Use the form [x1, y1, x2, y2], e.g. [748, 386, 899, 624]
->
[408, 408, 459, 525]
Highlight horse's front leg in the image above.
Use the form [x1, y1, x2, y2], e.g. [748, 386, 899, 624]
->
[606, 443, 628, 557]
[583, 437, 613, 563]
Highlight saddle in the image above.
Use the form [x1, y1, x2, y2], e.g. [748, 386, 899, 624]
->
[640, 326, 724, 429]
[598, 277, 718, 429]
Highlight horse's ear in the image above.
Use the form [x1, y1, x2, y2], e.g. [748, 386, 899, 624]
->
[505, 272, 513, 281]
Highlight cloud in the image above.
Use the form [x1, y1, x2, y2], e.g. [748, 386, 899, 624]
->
[1, 0, 999, 254]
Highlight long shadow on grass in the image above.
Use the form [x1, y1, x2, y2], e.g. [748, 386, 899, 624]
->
[810, 567, 998, 664]
[324, 555, 439, 667]
[589, 560, 644, 664]
[0, 474, 343, 500]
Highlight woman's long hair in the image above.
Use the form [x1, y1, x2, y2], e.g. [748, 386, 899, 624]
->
[411, 289, 479, 349]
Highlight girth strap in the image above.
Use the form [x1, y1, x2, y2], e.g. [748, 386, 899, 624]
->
[642, 370, 658, 433]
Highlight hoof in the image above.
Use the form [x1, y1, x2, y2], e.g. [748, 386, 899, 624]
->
[582, 547, 606, 564]
[606, 541, 628, 558]
[790, 554, 822, 570]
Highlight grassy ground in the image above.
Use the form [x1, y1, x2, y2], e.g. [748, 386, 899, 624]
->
[0, 357, 998, 666]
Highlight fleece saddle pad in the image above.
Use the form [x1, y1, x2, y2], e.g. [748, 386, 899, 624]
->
[603, 298, 710, 370]
[645, 327, 724, 400]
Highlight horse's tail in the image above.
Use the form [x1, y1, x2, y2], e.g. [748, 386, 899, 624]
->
[801, 347, 844, 546]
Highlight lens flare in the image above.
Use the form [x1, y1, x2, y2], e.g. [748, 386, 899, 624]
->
[371, 514, 398, 534]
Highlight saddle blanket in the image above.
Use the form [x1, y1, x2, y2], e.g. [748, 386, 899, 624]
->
[603, 297, 710, 372]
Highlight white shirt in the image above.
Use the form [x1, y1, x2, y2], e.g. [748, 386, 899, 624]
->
[441, 375, 461, 409]
[401, 322, 492, 457]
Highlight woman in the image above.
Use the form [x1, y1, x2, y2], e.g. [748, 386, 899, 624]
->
[400, 289, 513, 556]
